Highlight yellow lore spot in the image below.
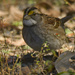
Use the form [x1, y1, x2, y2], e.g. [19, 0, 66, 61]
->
[28, 11, 34, 15]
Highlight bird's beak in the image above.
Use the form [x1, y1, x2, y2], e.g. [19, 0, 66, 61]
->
[24, 15, 30, 20]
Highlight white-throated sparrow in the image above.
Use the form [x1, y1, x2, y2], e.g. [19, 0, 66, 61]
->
[22, 7, 74, 51]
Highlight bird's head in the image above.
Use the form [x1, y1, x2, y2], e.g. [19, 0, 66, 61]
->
[23, 7, 41, 26]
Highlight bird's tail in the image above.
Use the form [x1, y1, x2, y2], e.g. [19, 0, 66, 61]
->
[61, 15, 73, 24]
[60, 12, 75, 29]
[61, 12, 75, 24]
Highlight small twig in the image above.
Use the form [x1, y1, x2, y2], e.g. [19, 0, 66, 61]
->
[0, 16, 7, 45]
[73, 31, 75, 50]
[64, 0, 74, 11]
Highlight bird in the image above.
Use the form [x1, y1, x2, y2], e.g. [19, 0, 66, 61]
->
[22, 7, 74, 52]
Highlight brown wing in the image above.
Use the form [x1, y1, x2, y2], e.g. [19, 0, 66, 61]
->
[41, 14, 66, 40]
[42, 15, 61, 28]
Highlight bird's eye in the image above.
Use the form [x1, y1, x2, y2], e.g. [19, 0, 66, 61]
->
[28, 11, 34, 15]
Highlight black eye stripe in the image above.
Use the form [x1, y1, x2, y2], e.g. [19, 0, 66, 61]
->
[28, 7, 37, 14]
[24, 7, 37, 15]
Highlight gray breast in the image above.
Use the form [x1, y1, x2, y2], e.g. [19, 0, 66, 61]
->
[22, 26, 43, 51]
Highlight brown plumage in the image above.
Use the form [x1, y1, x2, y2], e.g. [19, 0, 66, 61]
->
[22, 7, 74, 51]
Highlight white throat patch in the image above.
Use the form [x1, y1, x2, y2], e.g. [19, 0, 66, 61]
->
[23, 19, 37, 26]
